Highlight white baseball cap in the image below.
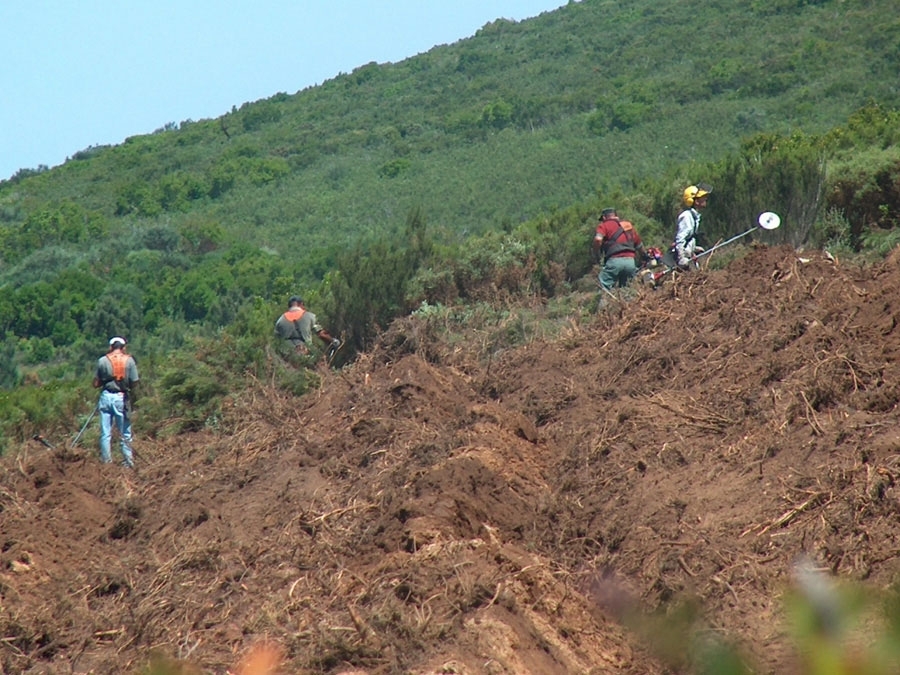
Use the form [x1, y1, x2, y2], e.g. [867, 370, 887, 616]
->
[109, 336, 127, 347]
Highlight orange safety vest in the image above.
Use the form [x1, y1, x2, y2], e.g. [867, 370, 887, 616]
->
[283, 307, 306, 323]
[107, 350, 129, 382]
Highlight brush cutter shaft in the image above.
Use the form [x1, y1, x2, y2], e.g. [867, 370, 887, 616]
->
[70, 405, 98, 448]
[695, 227, 756, 260]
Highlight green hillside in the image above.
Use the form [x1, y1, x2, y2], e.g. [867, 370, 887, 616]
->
[4, 0, 898, 243]
[1, 0, 900, 446]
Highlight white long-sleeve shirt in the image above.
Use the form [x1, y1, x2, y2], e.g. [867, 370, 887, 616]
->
[674, 207, 701, 260]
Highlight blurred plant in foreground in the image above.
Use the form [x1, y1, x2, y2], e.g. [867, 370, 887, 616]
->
[786, 556, 900, 675]
[589, 555, 900, 675]
[141, 641, 283, 675]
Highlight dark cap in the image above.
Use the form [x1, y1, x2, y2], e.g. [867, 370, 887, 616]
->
[601, 208, 617, 219]
[288, 295, 304, 307]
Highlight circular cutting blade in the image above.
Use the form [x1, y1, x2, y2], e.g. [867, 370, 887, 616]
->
[758, 211, 781, 230]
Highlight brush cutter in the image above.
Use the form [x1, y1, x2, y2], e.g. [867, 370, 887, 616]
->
[695, 211, 781, 261]
[641, 211, 781, 287]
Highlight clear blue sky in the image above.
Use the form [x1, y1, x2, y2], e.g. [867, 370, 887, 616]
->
[0, 1, 566, 181]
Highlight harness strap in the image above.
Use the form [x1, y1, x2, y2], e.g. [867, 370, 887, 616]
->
[282, 307, 308, 342]
[102, 351, 130, 393]
[603, 223, 637, 258]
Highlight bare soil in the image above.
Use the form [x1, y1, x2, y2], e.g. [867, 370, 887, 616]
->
[3, 244, 900, 674]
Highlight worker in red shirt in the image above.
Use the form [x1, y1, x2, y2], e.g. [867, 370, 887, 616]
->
[592, 208, 647, 291]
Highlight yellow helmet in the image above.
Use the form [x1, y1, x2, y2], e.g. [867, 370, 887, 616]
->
[683, 183, 712, 207]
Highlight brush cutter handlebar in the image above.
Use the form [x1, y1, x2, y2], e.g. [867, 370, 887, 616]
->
[32, 434, 55, 450]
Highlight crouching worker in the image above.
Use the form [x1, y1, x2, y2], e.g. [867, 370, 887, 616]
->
[92, 336, 139, 468]
[275, 295, 341, 358]
[592, 208, 647, 291]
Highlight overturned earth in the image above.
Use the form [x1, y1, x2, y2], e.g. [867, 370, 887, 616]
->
[3, 245, 900, 674]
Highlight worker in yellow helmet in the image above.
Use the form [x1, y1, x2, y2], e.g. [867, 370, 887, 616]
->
[673, 183, 712, 269]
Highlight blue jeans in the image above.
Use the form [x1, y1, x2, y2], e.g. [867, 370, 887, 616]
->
[99, 390, 134, 468]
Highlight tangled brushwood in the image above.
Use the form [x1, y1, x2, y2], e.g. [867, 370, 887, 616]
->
[3, 245, 900, 674]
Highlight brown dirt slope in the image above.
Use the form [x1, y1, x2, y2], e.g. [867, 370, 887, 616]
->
[2, 245, 900, 674]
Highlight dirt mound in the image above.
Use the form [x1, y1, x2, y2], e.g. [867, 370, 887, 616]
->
[3, 245, 900, 674]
